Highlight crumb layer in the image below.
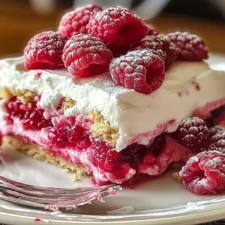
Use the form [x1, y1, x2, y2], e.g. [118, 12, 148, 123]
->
[2, 136, 88, 180]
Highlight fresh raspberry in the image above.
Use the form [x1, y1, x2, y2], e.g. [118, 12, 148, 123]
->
[48, 117, 85, 148]
[131, 35, 179, 69]
[58, 5, 102, 38]
[110, 49, 165, 94]
[208, 131, 225, 153]
[174, 117, 209, 152]
[121, 144, 146, 170]
[24, 31, 67, 69]
[165, 42, 179, 69]
[91, 140, 134, 185]
[208, 126, 224, 137]
[180, 151, 225, 194]
[92, 140, 122, 172]
[87, 7, 149, 47]
[120, 134, 165, 170]
[62, 34, 113, 77]
[131, 35, 166, 59]
[168, 32, 209, 61]
[4, 97, 51, 130]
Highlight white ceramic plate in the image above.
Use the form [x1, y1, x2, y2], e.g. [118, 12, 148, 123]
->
[0, 54, 225, 225]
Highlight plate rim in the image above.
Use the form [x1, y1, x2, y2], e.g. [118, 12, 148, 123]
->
[1, 195, 225, 224]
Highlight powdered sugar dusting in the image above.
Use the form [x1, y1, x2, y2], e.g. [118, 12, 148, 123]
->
[62, 33, 112, 77]
[87, 7, 148, 46]
[168, 32, 208, 61]
[58, 5, 102, 38]
[180, 151, 225, 194]
[24, 31, 67, 69]
[209, 131, 225, 152]
[175, 116, 209, 152]
[110, 49, 165, 94]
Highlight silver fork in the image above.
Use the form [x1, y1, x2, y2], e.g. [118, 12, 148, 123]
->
[0, 176, 122, 211]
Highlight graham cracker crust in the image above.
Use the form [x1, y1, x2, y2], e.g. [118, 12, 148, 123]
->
[1, 136, 88, 180]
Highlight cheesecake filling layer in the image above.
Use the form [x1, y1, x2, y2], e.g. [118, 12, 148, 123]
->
[2, 57, 225, 151]
[0, 97, 190, 184]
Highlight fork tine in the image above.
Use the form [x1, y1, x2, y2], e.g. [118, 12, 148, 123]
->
[0, 184, 121, 210]
[0, 187, 89, 205]
[0, 182, 117, 199]
[1, 185, 104, 203]
[0, 176, 110, 195]
[0, 184, 119, 202]
[0, 190, 48, 208]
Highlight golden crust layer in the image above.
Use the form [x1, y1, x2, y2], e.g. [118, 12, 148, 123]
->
[89, 111, 119, 148]
[13, 89, 36, 104]
[0, 87, 13, 99]
[2, 136, 87, 180]
[172, 172, 182, 182]
[58, 97, 76, 114]
[0, 87, 36, 103]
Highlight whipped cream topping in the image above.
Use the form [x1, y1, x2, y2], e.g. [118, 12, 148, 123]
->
[1, 57, 225, 151]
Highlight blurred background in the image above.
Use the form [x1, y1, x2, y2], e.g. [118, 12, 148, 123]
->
[1, 0, 225, 56]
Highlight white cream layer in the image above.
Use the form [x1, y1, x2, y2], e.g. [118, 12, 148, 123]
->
[1, 57, 225, 151]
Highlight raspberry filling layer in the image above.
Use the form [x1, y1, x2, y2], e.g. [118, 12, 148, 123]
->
[0, 97, 193, 184]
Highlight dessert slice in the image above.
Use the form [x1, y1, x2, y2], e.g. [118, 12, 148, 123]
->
[0, 5, 224, 186]
[1, 56, 225, 184]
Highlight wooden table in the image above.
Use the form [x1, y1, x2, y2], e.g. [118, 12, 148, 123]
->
[0, 1, 225, 225]
[1, 1, 225, 56]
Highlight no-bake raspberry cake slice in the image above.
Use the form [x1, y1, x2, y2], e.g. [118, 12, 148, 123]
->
[1, 5, 225, 188]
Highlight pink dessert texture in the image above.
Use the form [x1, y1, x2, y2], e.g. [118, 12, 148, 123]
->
[1, 96, 224, 185]
[2, 4, 225, 196]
